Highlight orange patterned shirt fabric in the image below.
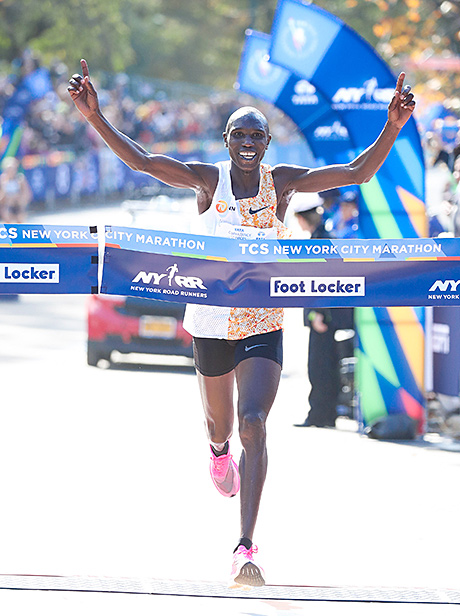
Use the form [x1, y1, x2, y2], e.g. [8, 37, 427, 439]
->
[227, 164, 291, 340]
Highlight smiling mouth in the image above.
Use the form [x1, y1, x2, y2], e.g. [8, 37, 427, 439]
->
[239, 151, 257, 160]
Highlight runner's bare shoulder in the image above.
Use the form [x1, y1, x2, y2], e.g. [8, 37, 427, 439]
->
[187, 161, 219, 195]
[272, 163, 310, 194]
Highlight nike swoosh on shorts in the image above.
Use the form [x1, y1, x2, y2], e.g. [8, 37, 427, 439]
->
[245, 344, 269, 352]
[248, 205, 270, 215]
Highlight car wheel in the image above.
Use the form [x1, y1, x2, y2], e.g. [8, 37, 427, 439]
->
[87, 342, 111, 367]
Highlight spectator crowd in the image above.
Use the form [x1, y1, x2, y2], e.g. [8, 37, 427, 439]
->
[0, 51, 295, 161]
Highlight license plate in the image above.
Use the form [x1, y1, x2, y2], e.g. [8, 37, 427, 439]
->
[139, 316, 177, 339]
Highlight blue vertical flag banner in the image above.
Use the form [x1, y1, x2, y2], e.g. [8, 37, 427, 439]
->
[268, 0, 426, 239]
[0, 225, 99, 294]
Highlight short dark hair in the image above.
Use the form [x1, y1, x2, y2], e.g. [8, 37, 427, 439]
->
[225, 106, 269, 135]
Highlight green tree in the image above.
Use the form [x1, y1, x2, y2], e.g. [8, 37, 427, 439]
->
[120, 0, 262, 87]
[2, 0, 460, 102]
[0, 0, 280, 88]
[0, 0, 134, 71]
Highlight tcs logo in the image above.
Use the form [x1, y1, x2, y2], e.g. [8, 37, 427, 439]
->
[216, 200, 228, 214]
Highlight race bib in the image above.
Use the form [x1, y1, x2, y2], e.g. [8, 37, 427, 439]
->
[216, 221, 278, 240]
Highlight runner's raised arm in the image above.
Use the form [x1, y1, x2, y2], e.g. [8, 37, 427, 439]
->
[272, 72, 416, 219]
[68, 59, 215, 199]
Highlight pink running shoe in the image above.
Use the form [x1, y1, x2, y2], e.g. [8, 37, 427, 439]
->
[209, 444, 240, 497]
[229, 544, 265, 589]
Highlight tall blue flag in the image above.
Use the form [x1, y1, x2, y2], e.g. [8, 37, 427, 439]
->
[268, 0, 426, 239]
[265, 0, 427, 431]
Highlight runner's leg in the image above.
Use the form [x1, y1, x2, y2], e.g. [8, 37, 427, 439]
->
[197, 370, 240, 497]
[196, 371, 235, 444]
[234, 356, 281, 541]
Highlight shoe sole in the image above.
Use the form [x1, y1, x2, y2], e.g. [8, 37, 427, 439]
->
[229, 563, 265, 589]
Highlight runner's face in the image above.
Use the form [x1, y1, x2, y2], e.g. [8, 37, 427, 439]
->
[224, 115, 271, 172]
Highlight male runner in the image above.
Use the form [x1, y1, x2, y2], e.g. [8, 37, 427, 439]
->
[68, 59, 415, 588]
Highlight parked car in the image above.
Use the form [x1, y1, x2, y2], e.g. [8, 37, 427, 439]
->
[87, 196, 196, 367]
[87, 294, 193, 366]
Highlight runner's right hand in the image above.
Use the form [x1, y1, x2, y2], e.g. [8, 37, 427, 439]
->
[67, 59, 99, 119]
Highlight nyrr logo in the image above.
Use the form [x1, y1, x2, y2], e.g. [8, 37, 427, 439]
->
[270, 276, 365, 297]
[132, 263, 207, 290]
[0, 263, 59, 283]
[216, 200, 228, 214]
[429, 280, 460, 292]
[332, 78, 393, 109]
[428, 279, 460, 300]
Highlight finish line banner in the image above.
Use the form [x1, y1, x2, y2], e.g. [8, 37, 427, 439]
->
[101, 226, 460, 308]
[0, 224, 98, 294]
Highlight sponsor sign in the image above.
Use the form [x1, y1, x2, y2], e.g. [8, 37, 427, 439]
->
[131, 263, 207, 298]
[246, 48, 286, 87]
[291, 80, 319, 105]
[428, 279, 460, 301]
[313, 121, 349, 141]
[105, 226, 457, 262]
[270, 276, 365, 297]
[270, 0, 341, 79]
[331, 78, 394, 111]
[0, 224, 98, 294]
[0, 263, 59, 283]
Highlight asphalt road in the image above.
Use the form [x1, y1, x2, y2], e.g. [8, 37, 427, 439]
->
[0, 200, 458, 614]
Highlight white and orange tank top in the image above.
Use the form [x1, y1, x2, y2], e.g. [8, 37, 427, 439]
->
[183, 161, 291, 340]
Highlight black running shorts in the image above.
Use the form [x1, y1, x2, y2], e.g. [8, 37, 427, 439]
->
[193, 329, 283, 377]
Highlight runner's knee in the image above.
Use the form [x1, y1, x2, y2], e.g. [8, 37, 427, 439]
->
[238, 408, 267, 448]
[205, 414, 233, 443]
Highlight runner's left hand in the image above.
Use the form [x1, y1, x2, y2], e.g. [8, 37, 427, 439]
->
[388, 72, 416, 129]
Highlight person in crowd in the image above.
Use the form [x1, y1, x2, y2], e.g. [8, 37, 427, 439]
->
[318, 187, 341, 219]
[440, 154, 460, 235]
[0, 156, 32, 223]
[68, 58, 415, 588]
[330, 190, 360, 239]
[432, 114, 459, 171]
[291, 196, 354, 428]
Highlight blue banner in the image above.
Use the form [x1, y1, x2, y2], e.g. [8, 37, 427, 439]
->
[101, 227, 460, 308]
[268, 0, 425, 238]
[0, 224, 98, 294]
[3, 224, 460, 307]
